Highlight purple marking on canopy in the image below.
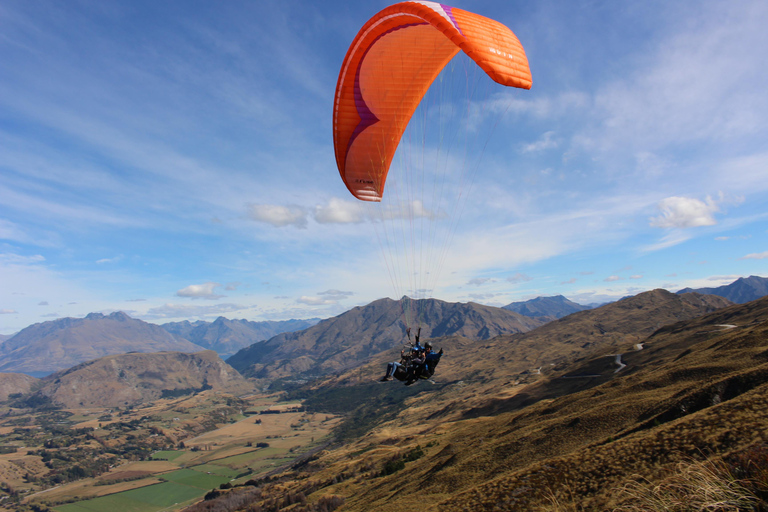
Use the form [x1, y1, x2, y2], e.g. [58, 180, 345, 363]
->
[441, 4, 463, 35]
[345, 21, 430, 169]
[349, 66, 378, 159]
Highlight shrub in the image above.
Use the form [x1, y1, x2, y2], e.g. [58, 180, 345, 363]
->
[615, 458, 760, 511]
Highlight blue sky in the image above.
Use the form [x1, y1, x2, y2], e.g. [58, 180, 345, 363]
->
[1, 0, 767, 334]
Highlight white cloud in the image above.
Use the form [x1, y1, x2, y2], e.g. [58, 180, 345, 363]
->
[630, 275, 643, 280]
[296, 296, 337, 306]
[96, 255, 123, 264]
[313, 198, 366, 224]
[247, 204, 307, 228]
[741, 251, 768, 260]
[604, 276, 621, 282]
[0, 309, 18, 314]
[650, 196, 721, 229]
[176, 282, 224, 300]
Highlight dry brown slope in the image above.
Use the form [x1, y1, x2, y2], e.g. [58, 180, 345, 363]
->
[38, 350, 253, 408]
[0, 372, 39, 400]
[183, 290, 752, 512]
[321, 290, 731, 420]
[310, 295, 768, 512]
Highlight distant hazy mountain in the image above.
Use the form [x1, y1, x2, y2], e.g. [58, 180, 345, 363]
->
[676, 275, 768, 303]
[227, 296, 546, 383]
[37, 350, 251, 408]
[503, 295, 592, 320]
[162, 317, 320, 359]
[0, 312, 205, 376]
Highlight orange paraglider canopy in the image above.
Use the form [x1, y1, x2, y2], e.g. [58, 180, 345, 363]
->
[333, 1, 532, 202]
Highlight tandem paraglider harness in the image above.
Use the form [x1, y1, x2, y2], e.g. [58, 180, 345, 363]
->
[392, 334, 443, 385]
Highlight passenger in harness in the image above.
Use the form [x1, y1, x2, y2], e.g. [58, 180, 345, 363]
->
[405, 341, 442, 385]
[380, 327, 423, 382]
[380, 328, 443, 384]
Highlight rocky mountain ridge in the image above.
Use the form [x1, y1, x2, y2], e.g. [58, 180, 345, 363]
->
[227, 296, 547, 384]
[677, 274, 768, 303]
[503, 294, 592, 319]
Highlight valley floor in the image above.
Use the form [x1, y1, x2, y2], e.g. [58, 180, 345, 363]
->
[0, 392, 338, 512]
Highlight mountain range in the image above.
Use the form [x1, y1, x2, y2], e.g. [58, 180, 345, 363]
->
[1, 275, 764, 378]
[4, 279, 768, 510]
[0, 312, 320, 376]
[677, 275, 768, 303]
[226, 297, 546, 385]
[0, 312, 205, 376]
[241, 289, 764, 512]
[161, 316, 320, 359]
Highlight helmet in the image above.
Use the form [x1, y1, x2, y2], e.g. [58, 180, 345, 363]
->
[425, 342, 432, 349]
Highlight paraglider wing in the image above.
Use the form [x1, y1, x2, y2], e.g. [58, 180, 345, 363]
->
[333, 1, 532, 202]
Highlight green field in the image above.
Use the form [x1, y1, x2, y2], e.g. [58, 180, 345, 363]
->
[151, 450, 185, 461]
[214, 447, 283, 466]
[54, 481, 204, 512]
[163, 469, 230, 490]
[190, 463, 241, 478]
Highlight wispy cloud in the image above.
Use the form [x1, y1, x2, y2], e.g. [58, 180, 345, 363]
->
[521, 131, 558, 153]
[297, 296, 337, 306]
[318, 289, 354, 300]
[296, 289, 354, 305]
[247, 204, 308, 228]
[142, 302, 245, 320]
[741, 251, 768, 260]
[96, 255, 123, 264]
[467, 277, 495, 286]
[507, 273, 533, 284]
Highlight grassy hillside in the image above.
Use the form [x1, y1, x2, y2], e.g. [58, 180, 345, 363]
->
[181, 291, 768, 512]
